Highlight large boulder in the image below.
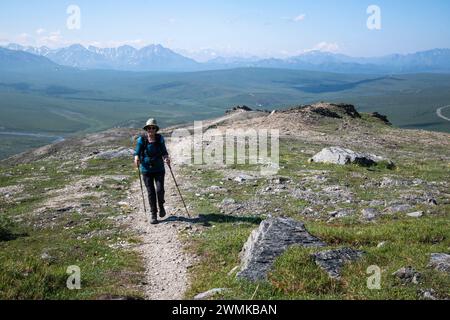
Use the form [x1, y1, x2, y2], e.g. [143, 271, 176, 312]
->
[237, 217, 326, 281]
[310, 147, 393, 167]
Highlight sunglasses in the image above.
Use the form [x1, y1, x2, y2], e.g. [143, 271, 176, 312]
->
[146, 127, 157, 131]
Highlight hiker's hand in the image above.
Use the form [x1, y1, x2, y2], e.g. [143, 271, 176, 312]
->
[164, 157, 171, 166]
[134, 156, 140, 168]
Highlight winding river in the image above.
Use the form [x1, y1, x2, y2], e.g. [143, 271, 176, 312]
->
[0, 131, 65, 143]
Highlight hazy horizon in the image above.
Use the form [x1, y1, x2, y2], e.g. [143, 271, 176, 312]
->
[1, 0, 450, 60]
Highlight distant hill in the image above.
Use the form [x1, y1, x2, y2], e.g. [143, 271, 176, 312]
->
[4, 44, 450, 74]
[0, 47, 60, 72]
[220, 49, 450, 74]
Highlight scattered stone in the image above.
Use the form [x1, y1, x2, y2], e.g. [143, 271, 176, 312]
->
[95, 148, 133, 160]
[361, 208, 380, 221]
[207, 185, 227, 192]
[311, 248, 365, 279]
[406, 211, 424, 218]
[392, 266, 421, 284]
[329, 209, 354, 218]
[385, 203, 412, 213]
[271, 177, 289, 184]
[310, 147, 393, 167]
[380, 177, 410, 187]
[194, 288, 228, 300]
[377, 241, 387, 248]
[41, 252, 52, 260]
[427, 198, 438, 206]
[56, 206, 73, 213]
[418, 289, 438, 300]
[40, 251, 56, 264]
[221, 198, 236, 205]
[39, 166, 46, 171]
[237, 217, 326, 281]
[428, 253, 450, 274]
[369, 199, 385, 207]
[234, 176, 245, 183]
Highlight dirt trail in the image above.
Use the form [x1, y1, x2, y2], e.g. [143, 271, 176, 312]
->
[128, 146, 195, 300]
[436, 105, 450, 121]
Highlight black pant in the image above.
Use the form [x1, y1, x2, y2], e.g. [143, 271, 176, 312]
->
[142, 172, 165, 213]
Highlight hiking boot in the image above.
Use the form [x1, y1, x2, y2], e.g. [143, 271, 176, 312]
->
[150, 213, 158, 225]
[159, 206, 166, 218]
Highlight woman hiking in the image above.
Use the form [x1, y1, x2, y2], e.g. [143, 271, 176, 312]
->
[134, 118, 170, 224]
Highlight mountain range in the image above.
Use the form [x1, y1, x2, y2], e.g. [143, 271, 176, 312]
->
[3, 43, 200, 72]
[2, 43, 450, 73]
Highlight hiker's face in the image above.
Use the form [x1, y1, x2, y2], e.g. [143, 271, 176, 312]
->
[146, 127, 157, 134]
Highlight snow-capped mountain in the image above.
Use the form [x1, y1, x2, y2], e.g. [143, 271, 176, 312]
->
[3, 43, 450, 73]
[5, 43, 200, 71]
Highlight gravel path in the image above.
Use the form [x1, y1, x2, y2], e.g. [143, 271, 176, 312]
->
[436, 105, 450, 121]
[129, 164, 194, 300]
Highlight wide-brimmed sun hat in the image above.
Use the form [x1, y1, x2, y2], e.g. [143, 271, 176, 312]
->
[143, 118, 160, 131]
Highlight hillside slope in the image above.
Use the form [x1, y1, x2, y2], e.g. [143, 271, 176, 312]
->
[0, 103, 449, 299]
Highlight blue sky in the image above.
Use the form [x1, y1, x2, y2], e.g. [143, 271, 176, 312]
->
[1, 0, 449, 59]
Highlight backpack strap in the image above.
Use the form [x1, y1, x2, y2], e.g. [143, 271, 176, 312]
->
[139, 133, 163, 159]
[139, 134, 149, 160]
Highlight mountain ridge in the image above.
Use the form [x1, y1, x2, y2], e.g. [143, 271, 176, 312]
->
[3, 43, 450, 73]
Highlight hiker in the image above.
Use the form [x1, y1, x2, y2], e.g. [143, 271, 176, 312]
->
[134, 118, 171, 224]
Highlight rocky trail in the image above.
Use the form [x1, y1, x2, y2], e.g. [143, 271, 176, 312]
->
[127, 141, 197, 300]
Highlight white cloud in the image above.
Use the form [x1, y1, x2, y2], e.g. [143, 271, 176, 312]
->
[36, 28, 46, 35]
[168, 18, 177, 24]
[282, 14, 306, 22]
[16, 33, 35, 45]
[312, 41, 340, 52]
[39, 30, 63, 46]
[293, 14, 306, 22]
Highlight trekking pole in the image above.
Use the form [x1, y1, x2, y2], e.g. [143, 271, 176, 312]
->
[137, 165, 147, 214]
[167, 163, 191, 218]
[132, 135, 147, 216]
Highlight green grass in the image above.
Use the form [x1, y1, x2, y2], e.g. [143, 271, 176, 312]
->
[0, 156, 144, 299]
[182, 138, 450, 300]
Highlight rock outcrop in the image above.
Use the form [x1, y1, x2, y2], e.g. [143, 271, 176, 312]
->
[237, 217, 326, 281]
[310, 146, 394, 167]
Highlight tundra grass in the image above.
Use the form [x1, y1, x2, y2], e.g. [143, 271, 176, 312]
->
[183, 138, 450, 300]
[0, 158, 144, 299]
